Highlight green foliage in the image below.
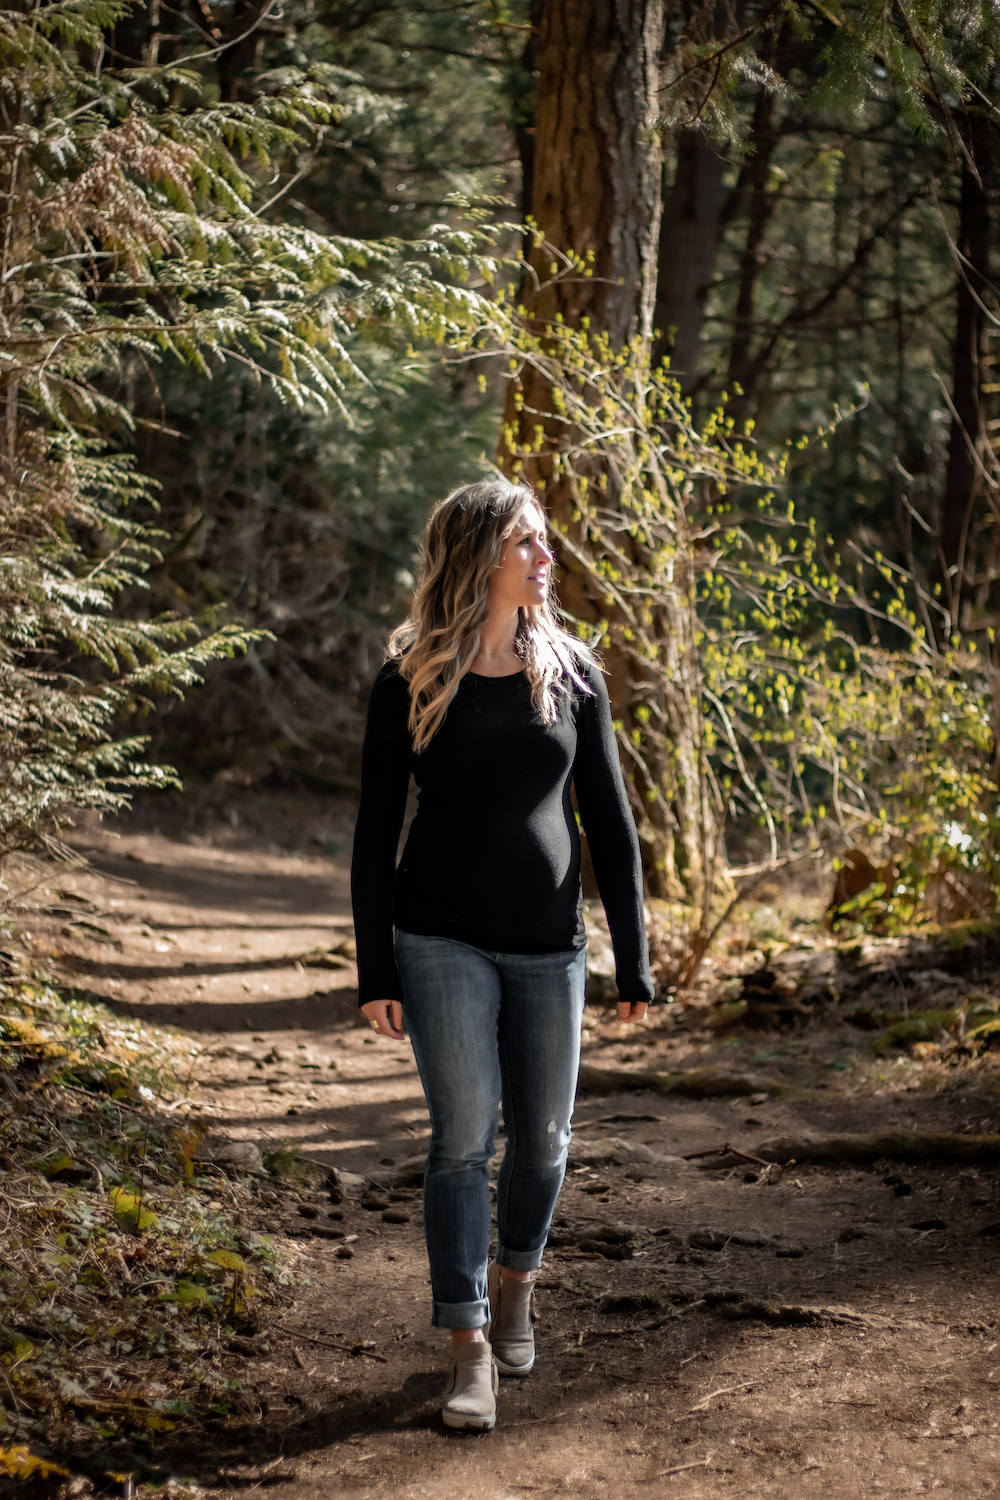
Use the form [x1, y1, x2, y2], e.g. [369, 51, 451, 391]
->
[663, 1, 1000, 146]
[695, 503, 999, 922]
[118, 0, 528, 785]
[0, 979, 194, 1103]
[660, 3, 1000, 692]
[967, 1012, 1000, 1044]
[0, 445, 264, 859]
[108, 1186, 159, 1235]
[281, 0, 530, 242]
[0, 0, 509, 846]
[483, 261, 999, 964]
[132, 343, 502, 784]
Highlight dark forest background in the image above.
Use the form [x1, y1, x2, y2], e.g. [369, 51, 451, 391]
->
[4, 0, 1000, 939]
[118, 0, 1000, 795]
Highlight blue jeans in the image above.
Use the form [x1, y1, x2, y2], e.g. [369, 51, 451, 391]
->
[394, 929, 586, 1330]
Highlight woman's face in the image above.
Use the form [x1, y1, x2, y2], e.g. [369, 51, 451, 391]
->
[489, 503, 554, 612]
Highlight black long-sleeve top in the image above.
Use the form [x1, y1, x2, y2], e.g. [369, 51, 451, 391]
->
[350, 658, 654, 1008]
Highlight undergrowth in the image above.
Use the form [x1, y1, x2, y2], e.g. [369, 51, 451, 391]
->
[0, 973, 294, 1486]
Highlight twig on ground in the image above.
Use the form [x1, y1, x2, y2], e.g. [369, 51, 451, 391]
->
[136, 1115, 151, 1228]
[58, 1081, 158, 1116]
[649, 1453, 714, 1478]
[272, 1325, 388, 1362]
[0, 1361, 24, 1426]
[688, 1379, 755, 1412]
[643, 1298, 708, 1328]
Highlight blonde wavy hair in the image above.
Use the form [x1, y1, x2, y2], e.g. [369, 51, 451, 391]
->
[388, 479, 593, 752]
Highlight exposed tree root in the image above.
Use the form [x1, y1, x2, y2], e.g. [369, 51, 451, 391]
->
[692, 1131, 1000, 1169]
[706, 1294, 927, 1331]
[577, 1064, 791, 1098]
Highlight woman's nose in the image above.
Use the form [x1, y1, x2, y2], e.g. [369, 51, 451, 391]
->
[536, 539, 554, 563]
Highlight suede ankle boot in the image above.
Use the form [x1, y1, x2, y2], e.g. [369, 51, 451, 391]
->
[487, 1262, 536, 1376]
[442, 1341, 498, 1430]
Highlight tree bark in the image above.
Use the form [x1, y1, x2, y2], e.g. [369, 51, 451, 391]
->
[652, 128, 728, 389]
[216, 0, 283, 101]
[507, 0, 666, 617]
[514, 0, 541, 222]
[501, 0, 685, 899]
[939, 125, 995, 635]
[725, 88, 778, 423]
[515, 0, 666, 346]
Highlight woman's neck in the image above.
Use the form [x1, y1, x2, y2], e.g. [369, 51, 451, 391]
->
[471, 608, 522, 677]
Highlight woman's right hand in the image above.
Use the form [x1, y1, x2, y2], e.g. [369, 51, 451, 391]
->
[361, 999, 405, 1040]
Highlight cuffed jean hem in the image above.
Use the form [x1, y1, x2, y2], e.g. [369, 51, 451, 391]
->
[495, 1243, 545, 1273]
[432, 1299, 490, 1330]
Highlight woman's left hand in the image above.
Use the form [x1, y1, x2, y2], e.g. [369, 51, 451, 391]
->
[361, 999, 405, 1039]
[617, 1001, 648, 1024]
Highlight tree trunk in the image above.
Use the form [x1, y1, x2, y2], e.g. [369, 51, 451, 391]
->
[513, 0, 666, 346]
[500, 0, 728, 912]
[216, 0, 281, 101]
[502, 0, 683, 881]
[651, 128, 728, 389]
[725, 88, 778, 424]
[514, 0, 541, 222]
[939, 125, 995, 635]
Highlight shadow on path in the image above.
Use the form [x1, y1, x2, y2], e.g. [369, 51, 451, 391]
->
[93, 988, 362, 1032]
[71, 955, 354, 983]
[83, 848, 351, 917]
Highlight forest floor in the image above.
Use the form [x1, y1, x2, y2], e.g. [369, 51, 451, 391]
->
[13, 801, 1000, 1499]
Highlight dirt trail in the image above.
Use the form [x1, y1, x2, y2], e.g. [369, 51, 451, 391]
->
[35, 819, 1000, 1498]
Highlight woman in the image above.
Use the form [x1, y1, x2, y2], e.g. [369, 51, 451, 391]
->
[351, 478, 652, 1432]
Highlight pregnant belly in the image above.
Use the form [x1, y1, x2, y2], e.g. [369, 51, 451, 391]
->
[399, 810, 577, 913]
